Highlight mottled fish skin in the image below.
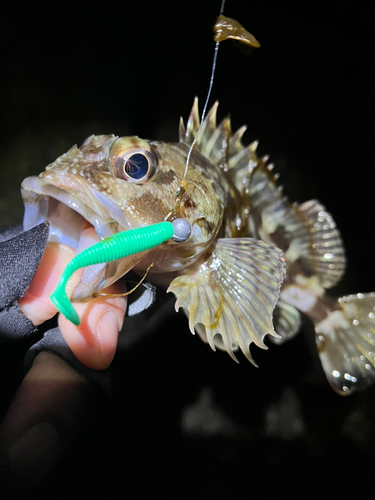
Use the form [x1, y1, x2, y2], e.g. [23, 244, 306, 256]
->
[36, 135, 227, 243]
[22, 135, 231, 296]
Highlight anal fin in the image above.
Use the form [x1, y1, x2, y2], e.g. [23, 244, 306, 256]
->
[270, 299, 302, 345]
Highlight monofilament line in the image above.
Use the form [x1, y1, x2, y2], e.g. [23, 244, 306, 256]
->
[182, 0, 226, 181]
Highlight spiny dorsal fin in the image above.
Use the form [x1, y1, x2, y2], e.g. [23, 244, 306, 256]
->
[229, 124, 247, 156]
[185, 97, 200, 145]
[180, 99, 254, 168]
[228, 142, 258, 173]
[179, 116, 186, 143]
[197, 100, 219, 153]
[179, 97, 200, 148]
[180, 101, 275, 185]
[203, 116, 232, 167]
[242, 160, 345, 289]
[180, 100, 267, 177]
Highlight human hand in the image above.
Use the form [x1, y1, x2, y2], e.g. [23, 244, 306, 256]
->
[0, 224, 127, 490]
[18, 224, 127, 370]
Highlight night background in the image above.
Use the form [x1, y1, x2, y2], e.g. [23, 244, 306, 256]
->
[0, 1, 374, 497]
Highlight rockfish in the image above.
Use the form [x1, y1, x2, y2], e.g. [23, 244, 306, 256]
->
[21, 99, 375, 395]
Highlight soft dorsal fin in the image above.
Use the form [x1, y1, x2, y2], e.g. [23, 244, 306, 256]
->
[239, 158, 346, 289]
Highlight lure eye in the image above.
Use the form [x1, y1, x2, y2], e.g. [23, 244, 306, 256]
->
[113, 150, 156, 184]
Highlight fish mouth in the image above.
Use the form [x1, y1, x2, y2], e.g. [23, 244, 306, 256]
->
[21, 173, 145, 300]
[21, 172, 135, 242]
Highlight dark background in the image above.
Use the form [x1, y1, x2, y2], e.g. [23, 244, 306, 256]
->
[0, 1, 374, 497]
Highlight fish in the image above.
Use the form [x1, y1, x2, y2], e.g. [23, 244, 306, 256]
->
[21, 103, 286, 362]
[20, 5, 375, 395]
[20, 96, 375, 396]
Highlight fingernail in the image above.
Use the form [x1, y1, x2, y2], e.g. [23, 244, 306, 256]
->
[96, 312, 120, 366]
[11, 422, 61, 486]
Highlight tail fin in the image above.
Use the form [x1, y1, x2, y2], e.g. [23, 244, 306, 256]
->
[315, 292, 375, 395]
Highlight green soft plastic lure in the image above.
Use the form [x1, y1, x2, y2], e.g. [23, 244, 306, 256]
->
[50, 219, 191, 325]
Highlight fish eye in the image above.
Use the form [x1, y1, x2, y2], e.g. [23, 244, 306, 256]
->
[124, 153, 150, 180]
[113, 149, 157, 184]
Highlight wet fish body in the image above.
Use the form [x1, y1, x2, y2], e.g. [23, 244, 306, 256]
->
[21, 99, 375, 395]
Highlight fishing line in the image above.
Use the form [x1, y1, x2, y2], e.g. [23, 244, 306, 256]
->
[182, 0, 226, 182]
[93, 263, 154, 299]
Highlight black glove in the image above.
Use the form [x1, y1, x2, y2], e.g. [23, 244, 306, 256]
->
[0, 222, 48, 341]
[0, 222, 111, 393]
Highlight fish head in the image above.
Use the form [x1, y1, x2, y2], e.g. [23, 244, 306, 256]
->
[21, 134, 225, 299]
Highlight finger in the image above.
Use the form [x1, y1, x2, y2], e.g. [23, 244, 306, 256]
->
[18, 242, 82, 325]
[0, 352, 92, 489]
[19, 223, 128, 369]
[58, 282, 127, 370]
[18, 223, 101, 325]
[58, 225, 128, 369]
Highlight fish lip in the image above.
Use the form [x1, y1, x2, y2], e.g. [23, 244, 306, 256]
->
[21, 174, 132, 241]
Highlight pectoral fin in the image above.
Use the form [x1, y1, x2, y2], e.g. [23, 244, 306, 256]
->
[167, 238, 285, 364]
